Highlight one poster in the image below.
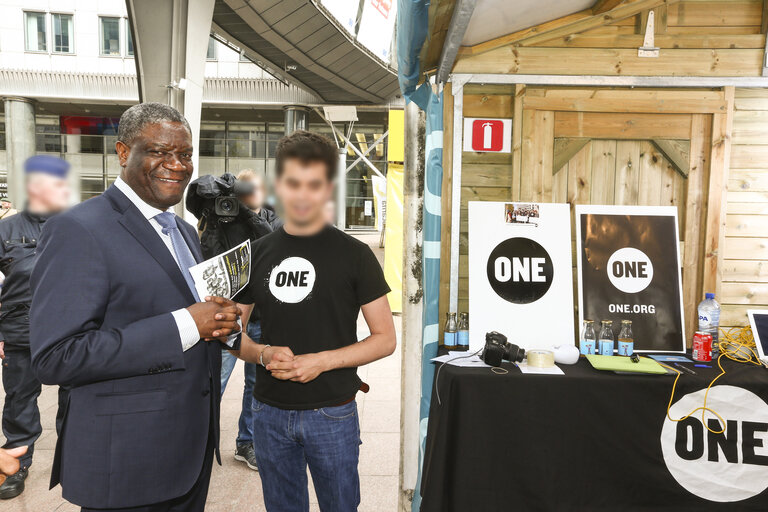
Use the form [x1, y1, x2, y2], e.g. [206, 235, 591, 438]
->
[189, 239, 251, 300]
[575, 205, 685, 353]
[462, 118, 512, 153]
[468, 202, 574, 352]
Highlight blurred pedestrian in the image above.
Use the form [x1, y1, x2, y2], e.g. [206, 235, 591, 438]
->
[0, 155, 71, 500]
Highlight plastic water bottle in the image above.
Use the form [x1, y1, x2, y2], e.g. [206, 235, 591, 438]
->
[698, 293, 721, 358]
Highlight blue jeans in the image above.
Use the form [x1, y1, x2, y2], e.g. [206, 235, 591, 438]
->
[220, 321, 261, 446]
[251, 399, 361, 512]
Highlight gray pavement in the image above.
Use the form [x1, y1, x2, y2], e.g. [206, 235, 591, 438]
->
[0, 232, 401, 511]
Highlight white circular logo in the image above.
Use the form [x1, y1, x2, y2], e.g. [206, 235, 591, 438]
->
[606, 247, 653, 293]
[268, 257, 316, 303]
[661, 385, 768, 502]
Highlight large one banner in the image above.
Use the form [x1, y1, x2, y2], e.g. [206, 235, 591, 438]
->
[469, 202, 574, 352]
[575, 205, 686, 352]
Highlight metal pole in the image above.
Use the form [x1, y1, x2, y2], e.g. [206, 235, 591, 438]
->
[336, 148, 347, 229]
[3, 97, 36, 207]
[284, 105, 309, 135]
[399, 100, 424, 510]
[448, 83, 464, 314]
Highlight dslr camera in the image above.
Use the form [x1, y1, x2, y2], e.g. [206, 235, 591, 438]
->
[482, 331, 525, 367]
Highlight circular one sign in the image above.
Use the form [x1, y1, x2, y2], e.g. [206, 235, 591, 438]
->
[268, 257, 316, 303]
[606, 247, 654, 294]
[486, 237, 553, 304]
[660, 385, 768, 502]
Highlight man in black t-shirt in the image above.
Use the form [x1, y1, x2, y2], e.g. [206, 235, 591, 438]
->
[234, 131, 396, 512]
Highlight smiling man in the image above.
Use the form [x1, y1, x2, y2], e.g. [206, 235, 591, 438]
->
[29, 103, 241, 512]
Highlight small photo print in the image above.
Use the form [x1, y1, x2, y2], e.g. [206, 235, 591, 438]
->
[504, 203, 540, 226]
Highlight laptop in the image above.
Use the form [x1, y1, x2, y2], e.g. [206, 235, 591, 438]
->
[747, 310, 768, 365]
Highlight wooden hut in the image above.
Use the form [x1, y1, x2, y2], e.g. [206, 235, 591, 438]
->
[423, 0, 768, 340]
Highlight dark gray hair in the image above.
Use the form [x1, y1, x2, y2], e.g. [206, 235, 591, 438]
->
[117, 102, 191, 145]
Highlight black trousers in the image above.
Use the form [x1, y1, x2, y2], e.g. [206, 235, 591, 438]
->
[1, 347, 68, 469]
[80, 436, 215, 512]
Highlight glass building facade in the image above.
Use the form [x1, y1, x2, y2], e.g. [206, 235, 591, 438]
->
[0, 113, 389, 229]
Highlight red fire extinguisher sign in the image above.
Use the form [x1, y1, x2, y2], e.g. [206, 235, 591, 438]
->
[463, 117, 512, 153]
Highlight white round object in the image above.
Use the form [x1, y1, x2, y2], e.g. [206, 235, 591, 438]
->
[551, 344, 580, 365]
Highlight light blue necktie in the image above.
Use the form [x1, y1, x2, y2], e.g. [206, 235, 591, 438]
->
[154, 211, 200, 301]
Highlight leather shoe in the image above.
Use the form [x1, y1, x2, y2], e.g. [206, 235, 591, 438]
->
[0, 468, 27, 499]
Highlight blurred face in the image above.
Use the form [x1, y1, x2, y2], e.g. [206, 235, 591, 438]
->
[240, 175, 265, 210]
[275, 158, 332, 227]
[116, 121, 193, 210]
[26, 173, 71, 213]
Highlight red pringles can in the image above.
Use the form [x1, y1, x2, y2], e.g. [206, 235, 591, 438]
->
[692, 331, 713, 362]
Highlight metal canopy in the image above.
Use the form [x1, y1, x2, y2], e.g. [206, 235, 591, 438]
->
[212, 0, 401, 104]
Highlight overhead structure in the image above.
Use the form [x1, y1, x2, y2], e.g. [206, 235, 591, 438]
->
[211, 0, 401, 104]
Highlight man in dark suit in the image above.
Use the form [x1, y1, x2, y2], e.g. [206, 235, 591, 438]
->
[29, 102, 241, 511]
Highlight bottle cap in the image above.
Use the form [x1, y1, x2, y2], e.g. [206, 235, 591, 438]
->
[705, 292, 715, 299]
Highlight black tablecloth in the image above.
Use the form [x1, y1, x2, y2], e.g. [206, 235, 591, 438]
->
[420, 356, 768, 511]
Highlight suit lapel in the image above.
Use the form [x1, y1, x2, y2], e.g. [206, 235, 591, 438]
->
[108, 187, 196, 303]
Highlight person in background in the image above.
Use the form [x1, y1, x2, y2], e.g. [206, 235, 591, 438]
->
[220, 169, 281, 471]
[0, 155, 71, 500]
[0, 201, 17, 220]
[233, 131, 396, 512]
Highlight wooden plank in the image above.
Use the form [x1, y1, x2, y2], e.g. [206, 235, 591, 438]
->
[511, 84, 525, 200]
[553, 162, 569, 202]
[566, 142, 592, 205]
[723, 259, 768, 282]
[682, 113, 710, 343]
[554, 112, 692, 139]
[726, 214, 768, 236]
[614, 140, 642, 204]
[703, 87, 735, 298]
[667, 1, 762, 27]
[724, 236, 768, 259]
[638, 141, 665, 205]
[439, 82, 454, 339]
[593, 0, 628, 14]
[730, 144, 768, 168]
[520, 108, 537, 201]
[727, 201, 768, 213]
[463, 164, 514, 187]
[536, 111, 555, 201]
[516, 0, 676, 47]
[535, 32, 765, 49]
[652, 139, 691, 177]
[590, 139, 617, 204]
[464, 94, 515, 118]
[722, 281, 768, 303]
[524, 95, 726, 114]
[553, 138, 590, 174]
[452, 47, 763, 76]
[728, 168, 768, 191]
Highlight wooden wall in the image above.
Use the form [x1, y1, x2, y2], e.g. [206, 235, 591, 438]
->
[722, 88, 768, 326]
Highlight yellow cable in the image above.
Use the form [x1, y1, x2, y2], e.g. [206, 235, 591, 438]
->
[662, 326, 761, 435]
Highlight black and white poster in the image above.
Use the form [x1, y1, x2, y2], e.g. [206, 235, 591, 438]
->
[469, 202, 574, 352]
[189, 239, 251, 300]
[575, 205, 685, 352]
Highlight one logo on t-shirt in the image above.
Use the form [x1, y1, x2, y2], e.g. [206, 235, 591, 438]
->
[268, 257, 316, 303]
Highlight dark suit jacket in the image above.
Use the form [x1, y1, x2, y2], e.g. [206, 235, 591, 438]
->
[29, 185, 222, 509]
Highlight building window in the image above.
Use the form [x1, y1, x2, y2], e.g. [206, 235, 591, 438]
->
[126, 20, 134, 57]
[99, 17, 121, 56]
[24, 11, 47, 52]
[52, 13, 73, 53]
[207, 37, 217, 60]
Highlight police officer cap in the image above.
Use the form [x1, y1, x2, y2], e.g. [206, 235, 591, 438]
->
[24, 155, 70, 178]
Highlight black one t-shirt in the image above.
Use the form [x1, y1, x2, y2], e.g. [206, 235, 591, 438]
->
[238, 225, 390, 409]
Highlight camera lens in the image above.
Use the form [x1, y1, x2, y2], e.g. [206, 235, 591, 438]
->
[220, 199, 234, 212]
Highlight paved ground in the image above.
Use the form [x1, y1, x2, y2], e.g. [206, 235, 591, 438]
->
[0, 233, 401, 511]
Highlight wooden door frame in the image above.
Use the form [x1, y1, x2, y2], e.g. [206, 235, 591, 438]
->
[444, 83, 734, 340]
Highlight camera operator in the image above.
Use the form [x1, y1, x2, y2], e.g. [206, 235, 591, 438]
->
[220, 169, 280, 471]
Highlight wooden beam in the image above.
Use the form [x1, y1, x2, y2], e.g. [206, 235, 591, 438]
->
[553, 138, 590, 173]
[593, 0, 627, 15]
[523, 95, 726, 114]
[763, 0, 768, 75]
[438, 82, 454, 340]
[532, 33, 765, 49]
[453, 47, 764, 77]
[555, 112, 692, 139]
[515, 0, 677, 47]
[511, 84, 525, 200]
[651, 139, 690, 177]
[703, 86, 735, 298]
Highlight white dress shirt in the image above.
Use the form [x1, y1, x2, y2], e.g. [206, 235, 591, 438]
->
[113, 177, 201, 351]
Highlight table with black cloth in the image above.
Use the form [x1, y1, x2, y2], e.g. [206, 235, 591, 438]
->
[420, 355, 768, 511]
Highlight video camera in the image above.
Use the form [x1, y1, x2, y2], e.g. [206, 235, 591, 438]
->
[481, 331, 525, 367]
[186, 173, 254, 223]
